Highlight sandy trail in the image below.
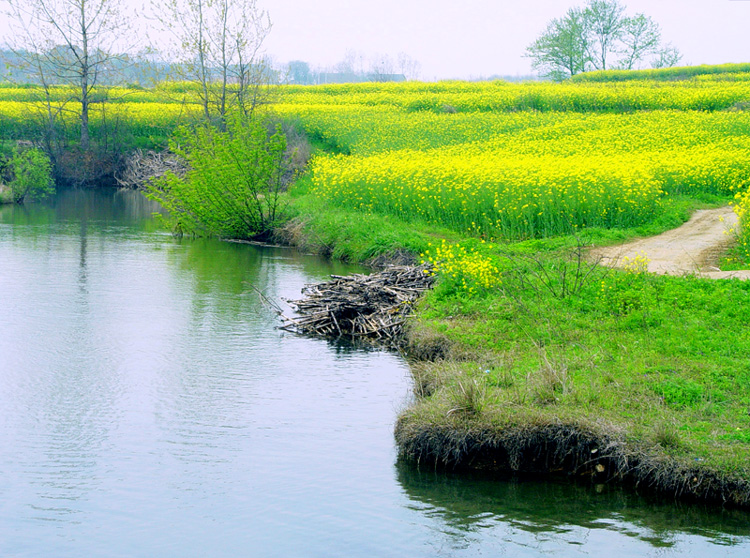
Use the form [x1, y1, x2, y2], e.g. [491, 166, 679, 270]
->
[591, 206, 750, 280]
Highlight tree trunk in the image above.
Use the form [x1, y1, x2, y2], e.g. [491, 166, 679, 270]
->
[80, 0, 91, 150]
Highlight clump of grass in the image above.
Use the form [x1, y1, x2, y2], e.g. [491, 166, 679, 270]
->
[447, 375, 491, 418]
[405, 320, 455, 362]
[653, 421, 681, 449]
[531, 345, 571, 405]
[410, 361, 451, 399]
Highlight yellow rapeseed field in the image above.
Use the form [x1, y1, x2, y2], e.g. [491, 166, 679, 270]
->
[276, 80, 750, 240]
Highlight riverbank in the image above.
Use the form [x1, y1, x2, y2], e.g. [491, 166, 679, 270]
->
[402, 265, 750, 508]
[281, 193, 750, 508]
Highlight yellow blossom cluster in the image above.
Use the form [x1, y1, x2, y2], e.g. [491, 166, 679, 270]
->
[732, 188, 750, 261]
[421, 240, 503, 294]
[0, 99, 200, 143]
[276, 77, 750, 112]
[622, 252, 651, 275]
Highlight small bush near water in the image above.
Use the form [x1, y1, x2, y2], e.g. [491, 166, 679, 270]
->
[146, 112, 290, 239]
[0, 147, 55, 203]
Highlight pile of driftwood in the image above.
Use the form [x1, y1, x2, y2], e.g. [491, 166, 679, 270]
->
[115, 149, 187, 189]
[280, 263, 435, 345]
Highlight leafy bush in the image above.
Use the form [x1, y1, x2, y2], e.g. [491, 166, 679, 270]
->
[146, 112, 289, 239]
[2, 147, 55, 203]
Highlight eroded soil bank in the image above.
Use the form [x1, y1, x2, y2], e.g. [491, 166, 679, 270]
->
[394, 414, 750, 509]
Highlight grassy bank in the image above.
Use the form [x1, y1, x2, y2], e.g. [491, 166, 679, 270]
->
[396, 243, 750, 506]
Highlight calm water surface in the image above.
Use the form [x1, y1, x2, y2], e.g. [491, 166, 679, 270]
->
[1, 189, 749, 557]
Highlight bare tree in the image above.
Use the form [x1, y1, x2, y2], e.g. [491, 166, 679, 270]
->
[287, 60, 311, 85]
[651, 44, 682, 69]
[397, 52, 421, 81]
[156, 0, 272, 124]
[369, 54, 395, 82]
[618, 14, 662, 70]
[4, 0, 131, 150]
[584, 0, 626, 71]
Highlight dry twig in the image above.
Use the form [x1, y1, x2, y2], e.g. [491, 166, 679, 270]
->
[115, 149, 187, 189]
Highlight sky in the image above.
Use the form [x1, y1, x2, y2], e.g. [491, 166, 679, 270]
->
[1, 0, 749, 80]
[258, 0, 750, 79]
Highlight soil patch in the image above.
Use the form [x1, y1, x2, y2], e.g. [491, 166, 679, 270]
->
[394, 418, 750, 508]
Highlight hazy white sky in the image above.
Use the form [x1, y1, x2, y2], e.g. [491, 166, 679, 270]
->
[260, 0, 750, 79]
[1, 0, 748, 80]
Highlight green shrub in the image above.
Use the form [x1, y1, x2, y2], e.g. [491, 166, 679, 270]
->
[146, 111, 289, 239]
[3, 147, 55, 203]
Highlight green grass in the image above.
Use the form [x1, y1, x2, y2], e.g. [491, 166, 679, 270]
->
[282, 181, 460, 263]
[570, 63, 750, 83]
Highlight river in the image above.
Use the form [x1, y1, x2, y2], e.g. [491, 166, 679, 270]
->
[1, 189, 749, 557]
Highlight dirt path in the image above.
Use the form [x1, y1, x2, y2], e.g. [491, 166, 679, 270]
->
[592, 206, 750, 280]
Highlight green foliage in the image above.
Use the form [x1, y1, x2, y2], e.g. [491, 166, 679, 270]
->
[526, 6, 589, 81]
[146, 112, 289, 239]
[722, 186, 750, 270]
[283, 188, 441, 263]
[526, 0, 679, 81]
[408, 251, 750, 469]
[2, 147, 55, 203]
[0, 184, 12, 204]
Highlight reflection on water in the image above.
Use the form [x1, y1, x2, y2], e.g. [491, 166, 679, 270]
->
[397, 464, 750, 552]
[1, 189, 749, 557]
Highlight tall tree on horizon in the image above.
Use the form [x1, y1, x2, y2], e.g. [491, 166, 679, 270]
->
[154, 0, 273, 124]
[526, 0, 681, 80]
[526, 6, 590, 81]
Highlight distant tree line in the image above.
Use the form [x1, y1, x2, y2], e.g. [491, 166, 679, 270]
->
[284, 51, 421, 85]
[526, 0, 681, 81]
